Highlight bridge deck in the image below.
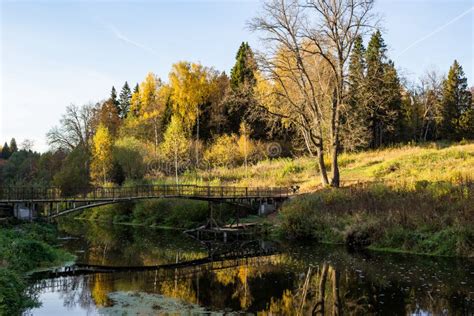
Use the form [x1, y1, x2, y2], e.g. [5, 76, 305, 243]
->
[0, 184, 290, 203]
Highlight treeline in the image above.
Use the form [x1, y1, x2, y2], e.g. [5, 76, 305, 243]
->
[1, 1, 473, 190]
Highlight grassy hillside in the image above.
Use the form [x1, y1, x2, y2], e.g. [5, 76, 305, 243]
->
[171, 141, 473, 257]
[166, 141, 474, 191]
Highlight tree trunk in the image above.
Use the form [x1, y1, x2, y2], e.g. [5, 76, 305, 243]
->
[196, 107, 200, 167]
[316, 148, 330, 186]
[154, 122, 159, 156]
[330, 144, 340, 187]
[174, 149, 179, 185]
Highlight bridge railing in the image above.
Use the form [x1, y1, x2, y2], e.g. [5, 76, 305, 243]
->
[0, 184, 290, 201]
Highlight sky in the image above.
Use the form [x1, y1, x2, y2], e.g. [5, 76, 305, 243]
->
[1, 0, 473, 152]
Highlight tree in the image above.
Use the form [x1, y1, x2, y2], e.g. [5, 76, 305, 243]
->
[226, 43, 270, 139]
[90, 124, 113, 184]
[130, 84, 141, 117]
[415, 69, 444, 141]
[113, 137, 146, 180]
[139, 73, 165, 153]
[1, 142, 11, 159]
[95, 99, 121, 137]
[161, 116, 189, 185]
[110, 86, 121, 117]
[230, 42, 257, 90]
[250, 0, 377, 187]
[438, 60, 472, 140]
[20, 139, 35, 152]
[365, 31, 402, 147]
[9, 138, 18, 154]
[53, 147, 90, 197]
[118, 82, 132, 119]
[342, 35, 371, 151]
[47, 103, 97, 151]
[169, 62, 214, 165]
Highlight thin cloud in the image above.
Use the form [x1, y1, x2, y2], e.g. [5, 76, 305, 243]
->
[397, 5, 474, 57]
[105, 23, 156, 55]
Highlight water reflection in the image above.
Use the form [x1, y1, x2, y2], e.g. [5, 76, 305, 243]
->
[26, 221, 474, 315]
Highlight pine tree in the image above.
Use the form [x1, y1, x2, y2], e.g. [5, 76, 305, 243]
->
[438, 60, 472, 140]
[1, 142, 11, 159]
[230, 42, 257, 90]
[9, 138, 18, 153]
[110, 86, 121, 117]
[118, 82, 132, 119]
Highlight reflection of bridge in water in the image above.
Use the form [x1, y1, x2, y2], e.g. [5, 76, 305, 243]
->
[0, 184, 291, 219]
[29, 240, 280, 292]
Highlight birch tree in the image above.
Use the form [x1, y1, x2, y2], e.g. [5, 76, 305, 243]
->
[250, 0, 377, 187]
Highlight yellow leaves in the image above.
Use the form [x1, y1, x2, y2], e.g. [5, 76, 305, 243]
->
[161, 115, 189, 158]
[91, 123, 113, 184]
[169, 61, 215, 132]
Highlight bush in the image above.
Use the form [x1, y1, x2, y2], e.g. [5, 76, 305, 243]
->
[0, 268, 37, 315]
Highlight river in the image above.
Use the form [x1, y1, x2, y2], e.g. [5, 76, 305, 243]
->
[24, 220, 473, 315]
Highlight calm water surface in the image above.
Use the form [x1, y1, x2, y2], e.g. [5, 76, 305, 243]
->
[24, 221, 473, 315]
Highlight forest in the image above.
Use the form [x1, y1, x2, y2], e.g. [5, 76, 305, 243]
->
[0, 36, 472, 190]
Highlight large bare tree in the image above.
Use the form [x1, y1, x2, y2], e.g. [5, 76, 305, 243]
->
[250, 0, 377, 187]
[47, 103, 97, 151]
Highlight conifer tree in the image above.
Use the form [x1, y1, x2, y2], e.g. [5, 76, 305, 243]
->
[342, 35, 371, 150]
[230, 42, 256, 90]
[365, 31, 402, 147]
[118, 82, 132, 119]
[438, 60, 472, 139]
[9, 138, 18, 153]
[1, 142, 10, 159]
[227, 42, 265, 138]
[110, 86, 121, 117]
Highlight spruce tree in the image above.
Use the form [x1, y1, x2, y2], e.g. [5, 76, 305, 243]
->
[438, 60, 472, 140]
[343, 35, 371, 150]
[118, 81, 132, 119]
[227, 42, 265, 138]
[9, 138, 18, 153]
[365, 31, 402, 147]
[110, 86, 121, 117]
[230, 42, 257, 91]
[1, 142, 10, 159]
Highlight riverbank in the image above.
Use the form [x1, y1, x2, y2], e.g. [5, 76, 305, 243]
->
[0, 222, 75, 315]
[72, 142, 473, 257]
[278, 180, 474, 257]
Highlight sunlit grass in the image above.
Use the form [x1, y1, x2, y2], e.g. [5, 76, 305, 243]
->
[162, 141, 473, 190]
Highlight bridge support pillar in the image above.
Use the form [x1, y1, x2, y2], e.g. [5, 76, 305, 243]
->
[13, 202, 37, 221]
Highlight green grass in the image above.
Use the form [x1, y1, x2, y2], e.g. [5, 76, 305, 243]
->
[153, 141, 474, 192]
[278, 181, 473, 257]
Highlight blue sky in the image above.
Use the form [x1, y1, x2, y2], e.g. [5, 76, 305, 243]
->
[1, 0, 473, 152]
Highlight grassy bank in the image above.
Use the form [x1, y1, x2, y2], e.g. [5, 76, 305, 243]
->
[164, 141, 474, 191]
[0, 223, 75, 315]
[80, 142, 473, 257]
[278, 180, 473, 257]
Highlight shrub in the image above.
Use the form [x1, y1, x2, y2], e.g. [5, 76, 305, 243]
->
[0, 268, 37, 315]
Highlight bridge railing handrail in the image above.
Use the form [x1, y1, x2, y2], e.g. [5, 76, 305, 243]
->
[0, 184, 290, 201]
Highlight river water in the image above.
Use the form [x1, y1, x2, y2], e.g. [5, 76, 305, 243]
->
[24, 221, 473, 315]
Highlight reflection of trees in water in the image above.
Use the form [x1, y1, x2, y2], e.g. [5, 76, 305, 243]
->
[50, 221, 473, 314]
